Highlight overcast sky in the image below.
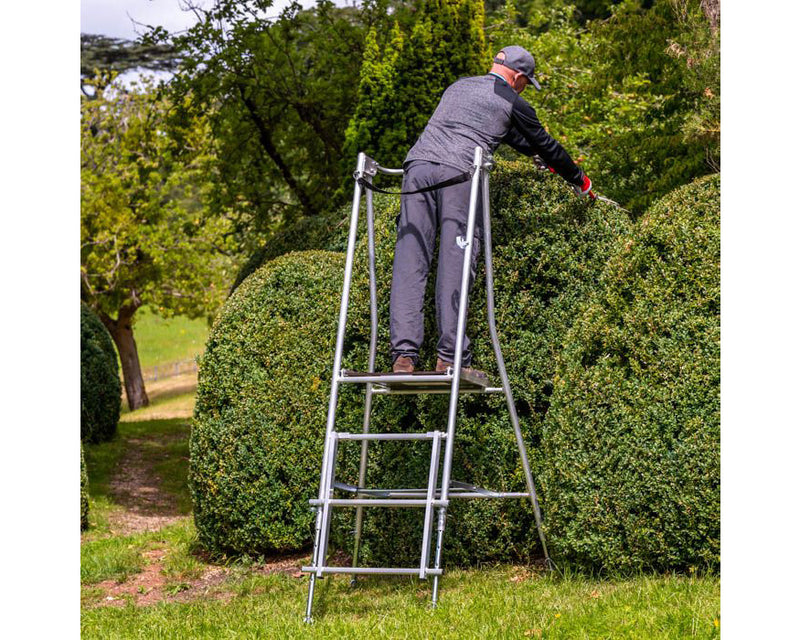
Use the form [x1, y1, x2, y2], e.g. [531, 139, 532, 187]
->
[81, 0, 344, 40]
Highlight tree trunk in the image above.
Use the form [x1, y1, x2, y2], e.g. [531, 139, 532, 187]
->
[100, 306, 149, 411]
[237, 86, 320, 218]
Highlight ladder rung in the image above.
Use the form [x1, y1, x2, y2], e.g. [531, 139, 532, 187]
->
[309, 498, 448, 507]
[301, 566, 443, 576]
[339, 369, 490, 393]
[335, 431, 446, 441]
[372, 387, 503, 395]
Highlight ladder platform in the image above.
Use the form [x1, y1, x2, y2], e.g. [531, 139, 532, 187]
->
[301, 566, 443, 577]
[335, 431, 446, 441]
[340, 369, 496, 393]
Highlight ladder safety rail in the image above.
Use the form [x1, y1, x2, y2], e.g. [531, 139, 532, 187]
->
[303, 148, 552, 623]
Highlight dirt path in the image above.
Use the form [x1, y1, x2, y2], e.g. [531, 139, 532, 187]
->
[107, 433, 187, 535]
[88, 378, 312, 608]
[94, 549, 309, 608]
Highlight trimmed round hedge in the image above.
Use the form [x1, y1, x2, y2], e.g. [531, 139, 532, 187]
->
[81, 303, 121, 443]
[81, 444, 89, 531]
[541, 174, 720, 573]
[191, 160, 631, 562]
[230, 210, 350, 294]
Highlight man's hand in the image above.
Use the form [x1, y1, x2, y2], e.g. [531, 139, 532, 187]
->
[573, 174, 593, 198]
[532, 154, 549, 171]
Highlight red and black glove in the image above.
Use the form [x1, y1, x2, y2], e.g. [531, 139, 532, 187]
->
[573, 174, 594, 198]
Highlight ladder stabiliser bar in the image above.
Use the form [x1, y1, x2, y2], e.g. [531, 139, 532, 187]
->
[333, 480, 531, 500]
[303, 148, 552, 623]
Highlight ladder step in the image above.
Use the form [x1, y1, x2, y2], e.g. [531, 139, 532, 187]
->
[301, 566, 443, 577]
[309, 498, 448, 508]
[340, 369, 492, 393]
[335, 431, 446, 441]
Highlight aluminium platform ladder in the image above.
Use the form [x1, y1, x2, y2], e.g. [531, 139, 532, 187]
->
[301, 146, 552, 622]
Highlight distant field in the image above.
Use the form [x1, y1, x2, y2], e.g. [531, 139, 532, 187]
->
[129, 307, 210, 370]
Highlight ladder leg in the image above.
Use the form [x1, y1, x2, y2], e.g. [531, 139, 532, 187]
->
[305, 505, 323, 622]
[350, 433, 369, 586]
[352, 187, 379, 585]
[419, 432, 442, 578]
[304, 571, 317, 623]
[306, 154, 365, 621]
[432, 147, 484, 607]
[316, 436, 339, 577]
[305, 432, 339, 622]
[430, 508, 447, 606]
[480, 169, 552, 566]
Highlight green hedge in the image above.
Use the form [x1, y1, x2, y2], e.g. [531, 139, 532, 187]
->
[81, 444, 89, 531]
[80, 303, 121, 443]
[229, 211, 350, 294]
[541, 174, 720, 573]
[191, 160, 631, 562]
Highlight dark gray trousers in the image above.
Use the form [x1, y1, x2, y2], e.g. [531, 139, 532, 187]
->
[390, 160, 483, 367]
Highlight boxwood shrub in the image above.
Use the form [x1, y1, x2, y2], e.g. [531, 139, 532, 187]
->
[80, 303, 121, 443]
[229, 210, 350, 294]
[191, 160, 631, 563]
[541, 174, 720, 573]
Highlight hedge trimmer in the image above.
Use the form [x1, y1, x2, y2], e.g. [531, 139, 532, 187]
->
[532, 155, 631, 214]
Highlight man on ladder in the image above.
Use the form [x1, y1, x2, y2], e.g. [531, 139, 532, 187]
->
[303, 45, 593, 622]
[390, 45, 593, 375]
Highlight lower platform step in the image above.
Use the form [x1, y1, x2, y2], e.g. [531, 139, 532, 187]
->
[301, 566, 443, 576]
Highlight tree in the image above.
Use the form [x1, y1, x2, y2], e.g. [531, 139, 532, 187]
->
[142, 0, 396, 259]
[80, 34, 181, 97]
[483, 0, 719, 213]
[342, 0, 487, 174]
[81, 81, 234, 409]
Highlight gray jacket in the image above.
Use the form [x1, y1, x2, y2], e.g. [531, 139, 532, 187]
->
[404, 73, 584, 185]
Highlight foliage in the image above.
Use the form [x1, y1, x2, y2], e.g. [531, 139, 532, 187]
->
[81, 444, 90, 532]
[81, 303, 121, 443]
[485, 0, 719, 213]
[541, 174, 720, 573]
[191, 250, 352, 554]
[190, 160, 631, 561]
[81, 81, 233, 322]
[342, 0, 487, 180]
[80, 34, 180, 96]
[345, 160, 631, 566]
[143, 0, 391, 259]
[229, 207, 350, 293]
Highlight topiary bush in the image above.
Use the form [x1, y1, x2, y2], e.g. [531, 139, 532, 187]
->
[191, 159, 631, 562]
[229, 210, 350, 295]
[81, 302, 121, 443]
[191, 251, 366, 554]
[541, 174, 720, 573]
[81, 444, 89, 531]
[346, 160, 632, 566]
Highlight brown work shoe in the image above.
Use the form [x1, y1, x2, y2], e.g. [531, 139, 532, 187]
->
[392, 356, 415, 374]
[435, 357, 488, 380]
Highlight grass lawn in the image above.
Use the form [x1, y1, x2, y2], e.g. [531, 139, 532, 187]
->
[81, 541, 720, 639]
[129, 306, 210, 370]
[82, 386, 720, 639]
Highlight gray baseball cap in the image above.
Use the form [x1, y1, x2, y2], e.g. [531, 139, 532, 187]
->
[493, 45, 542, 91]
